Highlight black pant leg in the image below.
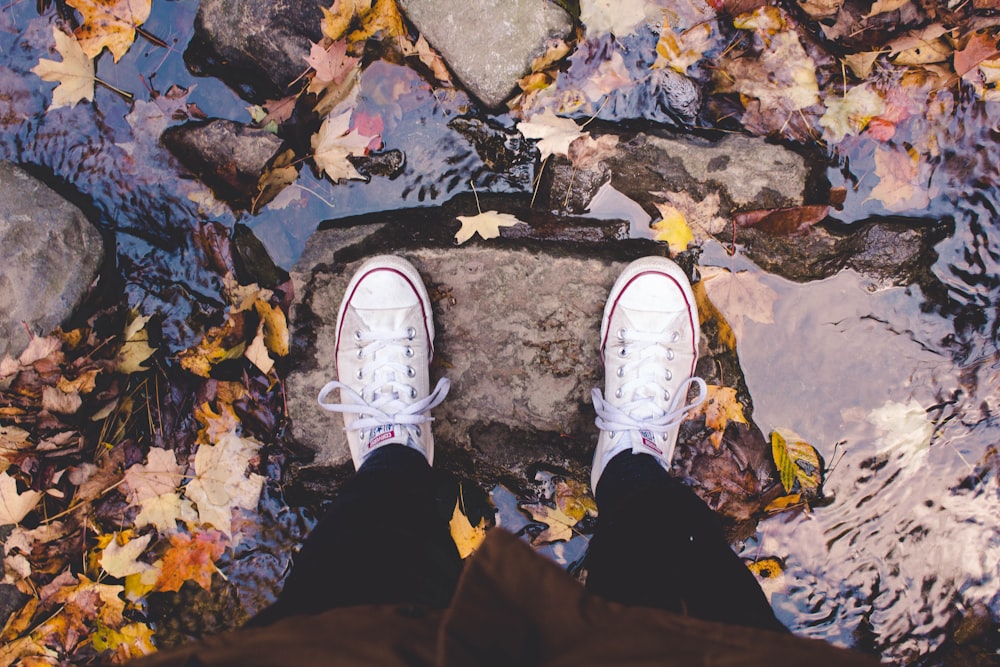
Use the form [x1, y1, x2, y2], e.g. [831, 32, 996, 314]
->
[250, 445, 462, 625]
[585, 451, 786, 633]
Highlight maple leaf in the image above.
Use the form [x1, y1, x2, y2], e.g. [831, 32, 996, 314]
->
[454, 211, 526, 244]
[194, 400, 241, 445]
[306, 40, 359, 89]
[67, 0, 151, 62]
[653, 190, 728, 242]
[123, 447, 183, 504]
[517, 109, 587, 161]
[311, 109, 377, 182]
[868, 146, 932, 212]
[0, 472, 42, 525]
[688, 385, 748, 448]
[321, 0, 362, 40]
[843, 51, 882, 79]
[820, 84, 885, 143]
[154, 530, 226, 593]
[99, 531, 154, 578]
[30, 27, 95, 110]
[700, 266, 777, 342]
[184, 433, 264, 536]
[580, 50, 631, 103]
[651, 202, 695, 254]
[567, 133, 618, 170]
[770, 430, 823, 494]
[519, 478, 595, 545]
[727, 30, 819, 118]
[580, 0, 647, 37]
[449, 495, 487, 559]
[134, 491, 197, 533]
[116, 312, 156, 374]
[91, 621, 156, 661]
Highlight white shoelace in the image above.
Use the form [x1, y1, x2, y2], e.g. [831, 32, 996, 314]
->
[593, 328, 707, 465]
[317, 328, 450, 443]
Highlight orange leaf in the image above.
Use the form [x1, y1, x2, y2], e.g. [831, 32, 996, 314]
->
[735, 205, 829, 236]
[67, 0, 151, 62]
[688, 385, 748, 449]
[154, 531, 226, 593]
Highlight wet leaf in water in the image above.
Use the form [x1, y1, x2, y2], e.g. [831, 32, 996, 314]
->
[688, 385, 749, 449]
[449, 495, 487, 559]
[700, 266, 777, 341]
[115, 312, 156, 375]
[820, 84, 885, 143]
[517, 109, 588, 161]
[651, 201, 694, 253]
[311, 109, 378, 183]
[770, 430, 823, 495]
[579, 0, 647, 38]
[185, 433, 265, 536]
[868, 145, 933, 211]
[652, 22, 716, 75]
[520, 478, 596, 545]
[734, 204, 829, 236]
[154, 530, 226, 592]
[67, 0, 151, 62]
[30, 27, 95, 110]
[99, 531, 154, 578]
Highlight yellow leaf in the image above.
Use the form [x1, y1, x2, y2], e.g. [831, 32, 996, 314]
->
[244, 324, 274, 375]
[733, 6, 785, 35]
[516, 109, 587, 161]
[67, 0, 152, 62]
[820, 84, 885, 143]
[255, 300, 290, 357]
[519, 479, 595, 545]
[687, 385, 748, 449]
[770, 430, 823, 494]
[842, 51, 882, 79]
[651, 202, 694, 254]
[116, 312, 156, 375]
[653, 22, 715, 75]
[746, 556, 784, 579]
[764, 493, 804, 513]
[91, 621, 156, 660]
[348, 0, 405, 44]
[0, 472, 42, 526]
[311, 108, 376, 182]
[99, 531, 154, 578]
[449, 497, 486, 559]
[30, 27, 95, 110]
[454, 211, 526, 244]
[321, 0, 363, 41]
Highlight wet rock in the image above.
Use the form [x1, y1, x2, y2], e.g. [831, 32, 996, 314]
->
[734, 217, 951, 288]
[448, 116, 535, 172]
[162, 120, 284, 211]
[185, 0, 323, 102]
[537, 130, 813, 217]
[399, 0, 574, 108]
[0, 163, 105, 358]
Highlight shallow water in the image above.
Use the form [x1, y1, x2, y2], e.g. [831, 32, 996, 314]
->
[2, 0, 1000, 662]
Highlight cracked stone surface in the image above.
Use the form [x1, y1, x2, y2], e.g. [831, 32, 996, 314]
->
[399, 0, 573, 108]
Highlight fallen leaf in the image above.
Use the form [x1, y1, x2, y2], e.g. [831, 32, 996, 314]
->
[134, 491, 197, 533]
[652, 190, 728, 241]
[347, 0, 405, 44]
[745, 556, 784, 578]
[770, 430, 823, 494]
[449, 496, 486, 559]
[868, 145, 932, 211]
[30, 27, 95, 110]
[41, 385, 82, 414]
[253, 148, 299, 213]
[579, 0, 648, 37]
[244, 323, 274, 375]
[734, 204, 828, 235]
[91, 621, 156, 661]
[893, 38, 952, 66]
[517, 109, 587, 161]
[700, 266, 777, 341]
[868, 399, 933, 460]
[732, 5, 785, 35]
[67, 0, 152, 62]
[652, 202, 695, 254]
[887, 24, 951, 56]
[184, 433, 264, 536]
[311, 109, 377, 182]
[820, 84, 885, 143]
[520, 501, 578, 544]
[19, 335, 63, 366]
[955, 31, 1000, 77]
[454, 211, 526, 244]
[653, 21, 716, 75]
[579, 50, 631, 103]
[194, 400, 241, 445]
[567, 133, 619, 171]
[687, 384, 748, 448]
[321, 0, 363, 40]
[255, 300, 290, 357]
[797, 0, 842, 18]
[400, 34, 452, 85]
[154, 530, 226, 592]
[843, 51, 882, 79]
[305, 40, 358, 88]
[764, 493, 804, 513]
[123, 447, 183, 504]
[0, 472, 42, 525]
[116, 312, 156, 375]
[99, 532, 154, 578]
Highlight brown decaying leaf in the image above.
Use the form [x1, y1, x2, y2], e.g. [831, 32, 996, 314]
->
[735, 204, 829, 235]
[700, 266, 778, 342]
[67, 0, 152, 62]
[954, 31, 1000, 77]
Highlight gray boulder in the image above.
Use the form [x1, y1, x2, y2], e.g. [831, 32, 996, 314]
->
[400, 0, 574, 108]
[0, 163, 104, 358]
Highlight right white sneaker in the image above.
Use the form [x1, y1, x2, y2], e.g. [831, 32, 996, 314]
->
[591, 257, 707, 492]
[317, 255, 450, 470]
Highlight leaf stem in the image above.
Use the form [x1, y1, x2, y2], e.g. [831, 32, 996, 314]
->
[95, 77, 133, 103]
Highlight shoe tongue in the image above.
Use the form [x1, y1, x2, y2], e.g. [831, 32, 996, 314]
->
[364, 423, 413, 453]
[620, 306, 683, 333]
[355, 307, 411, 332]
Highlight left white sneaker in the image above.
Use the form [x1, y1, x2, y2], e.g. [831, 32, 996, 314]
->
[317, 255, 450, 469]
[591, 257, 707, 492]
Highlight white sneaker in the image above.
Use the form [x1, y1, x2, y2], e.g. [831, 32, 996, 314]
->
[591, 257, 707, 492]
[317, 255, 450, 469]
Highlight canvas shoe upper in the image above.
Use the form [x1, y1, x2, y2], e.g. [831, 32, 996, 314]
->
[591, 257, 707, 492]
[317, 255, 449, 469]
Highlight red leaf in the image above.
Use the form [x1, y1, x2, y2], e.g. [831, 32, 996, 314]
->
[735, 205, 829, 235]
[955, 31, 1000, 77]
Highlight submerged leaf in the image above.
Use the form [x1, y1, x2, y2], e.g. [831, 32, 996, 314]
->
[700, 266, 777, 341]
[770, 430, 823, 494]
[31, 27, 95, 110]
[449, 496, 487, 559]
[67, 0, 152, 62]
[454, 211, 526, 244]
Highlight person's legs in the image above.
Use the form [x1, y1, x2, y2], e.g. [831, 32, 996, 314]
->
[252, 256, 457, 626]
[586, 257, 784, 632]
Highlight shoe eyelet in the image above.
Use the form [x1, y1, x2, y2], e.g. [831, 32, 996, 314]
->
[406, 366, 416, 378]
[614, 388, 623, 399]
[616, 366, 625, 378]
[617, 328, 626, 340]
[665, 370, 672, 381]
[618, 346, 628, 357]
[666, 349, 675, 361]
[354, 330, 363, 341]
[405, 346, 415, 358]
[406, 326, 416, 340]
[414, 426, 422, 436]
[356, 348, 364, 359]
[664, 390, 671, 401]
[610, 431, 617, 438]
[409, 387, 418, 399]
[355, 369, 364, 380]
[671, 331, 681, 343]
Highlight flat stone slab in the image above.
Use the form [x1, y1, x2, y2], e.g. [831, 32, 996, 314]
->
[400, 0, 573, 108]
[0, 163, 104, 358]
[287, 226, 660, 472]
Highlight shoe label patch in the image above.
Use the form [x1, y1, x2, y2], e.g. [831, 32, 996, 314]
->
[368, 424, 397, 449]
[639, 430, 663, 455]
